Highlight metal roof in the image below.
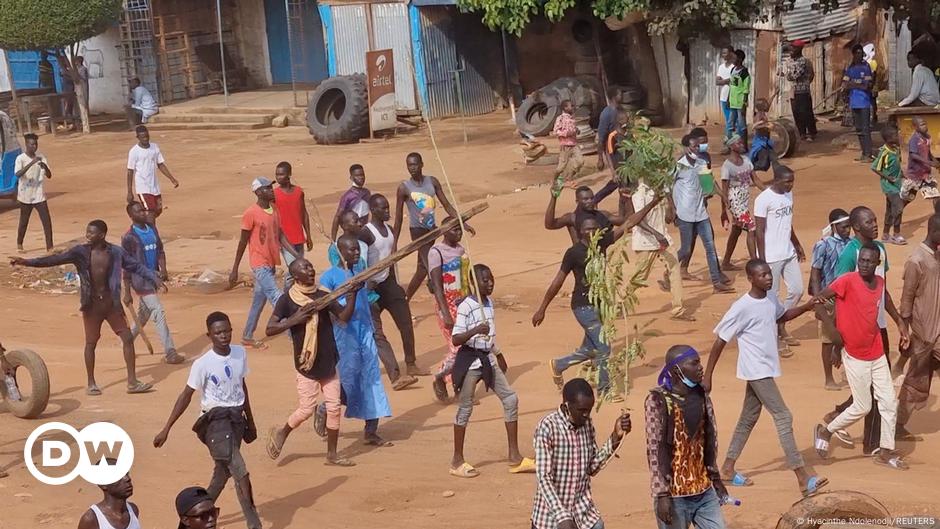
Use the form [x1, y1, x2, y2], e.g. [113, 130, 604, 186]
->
[781, 0, 860, 42]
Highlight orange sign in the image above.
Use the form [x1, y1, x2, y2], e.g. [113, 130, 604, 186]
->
[366, 49, 396, 132]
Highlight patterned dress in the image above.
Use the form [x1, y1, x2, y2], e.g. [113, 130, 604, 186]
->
[720, 157, 756, 231]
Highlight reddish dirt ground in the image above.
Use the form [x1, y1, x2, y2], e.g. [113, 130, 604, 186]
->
[1, 113, 938, 529]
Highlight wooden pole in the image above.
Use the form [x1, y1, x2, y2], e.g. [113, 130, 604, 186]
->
[310, 202, 488, 307]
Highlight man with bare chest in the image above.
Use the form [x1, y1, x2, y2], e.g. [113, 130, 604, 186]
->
[11, 220, 162, 395]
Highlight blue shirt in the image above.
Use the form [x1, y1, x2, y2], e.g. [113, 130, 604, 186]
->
[844, 63, 873, 109]
[810, 235, 850, 289]
[132, 224, 159, 271]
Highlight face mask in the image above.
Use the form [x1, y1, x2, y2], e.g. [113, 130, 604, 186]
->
[676, 367, 698, 388]
[698, 143, 709, 153]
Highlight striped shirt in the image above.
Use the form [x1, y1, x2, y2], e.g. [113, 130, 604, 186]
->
[531, 408, 620, 529]
[811, 235, 850, 290]
[451, 295, 496, 369]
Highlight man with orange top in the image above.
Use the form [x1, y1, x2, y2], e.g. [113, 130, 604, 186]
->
[274, 161, 314, 291]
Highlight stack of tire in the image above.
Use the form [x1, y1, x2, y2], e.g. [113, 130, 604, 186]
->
[515, 77, 646, 138]
[306, 74, 370, 144]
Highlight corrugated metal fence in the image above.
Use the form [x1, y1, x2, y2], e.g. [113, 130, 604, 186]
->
[887, 14, 912, 102]
[329, 2, 417, 111]
[416, 5, 495, 119]
[782, 0, 859, 42]
[687, 30, 757, 126]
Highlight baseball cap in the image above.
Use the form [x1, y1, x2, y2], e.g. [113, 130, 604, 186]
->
[791, 39, 807, 48]
[250, 177, 272, 192]
[175, 486, 213, 529]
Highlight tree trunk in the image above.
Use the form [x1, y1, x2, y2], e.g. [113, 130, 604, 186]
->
[56, 49, 90, 134]
[624, 23, 665, 121]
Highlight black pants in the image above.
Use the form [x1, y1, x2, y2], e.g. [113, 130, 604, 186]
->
[593, 179, 620, 206]
[17, 200, 53, 249]
[372, 269, 417, 370]
[831, 328, 892, 454]
[852, 107, 873, 158]
[884, 192, 904, 234]
[790, 93, 817, 138]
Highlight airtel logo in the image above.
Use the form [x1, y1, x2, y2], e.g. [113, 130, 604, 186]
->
[375, 54, 387, 72]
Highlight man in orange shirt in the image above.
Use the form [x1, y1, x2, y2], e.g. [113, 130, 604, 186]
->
[230, 177, 299, 349]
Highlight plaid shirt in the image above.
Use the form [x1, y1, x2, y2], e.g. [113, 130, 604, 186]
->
[553, 113, 578, 147]
[811, 235, 850, 290]
[531, 407, 620, 529]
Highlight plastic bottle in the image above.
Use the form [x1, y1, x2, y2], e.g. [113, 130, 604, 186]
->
[3, 375, 21, 401]
[721, 496, 742, 506]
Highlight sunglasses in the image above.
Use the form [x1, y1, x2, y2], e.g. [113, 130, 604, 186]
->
[185, 507, 220, 522]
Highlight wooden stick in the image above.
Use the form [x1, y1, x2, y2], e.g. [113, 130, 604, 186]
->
[315, 202, 488, 307]
[124, 297, 155, 355]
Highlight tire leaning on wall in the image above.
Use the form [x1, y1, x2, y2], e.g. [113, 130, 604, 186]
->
[306, 74, 370, 144]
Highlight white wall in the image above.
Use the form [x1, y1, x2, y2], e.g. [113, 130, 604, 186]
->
[78, 26, 126, 114]
[0, 49, 10, 92]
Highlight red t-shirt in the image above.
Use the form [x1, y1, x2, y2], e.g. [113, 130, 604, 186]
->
[830, 272, 884, 361]
[274, 185, 305, 245]
[241, 204, 281, 269]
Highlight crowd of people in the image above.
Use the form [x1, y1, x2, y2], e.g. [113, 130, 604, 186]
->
[4, 38, 940, 529]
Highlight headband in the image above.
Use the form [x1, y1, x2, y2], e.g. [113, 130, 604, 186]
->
[657, 346, 699, 391]
[821, 215, 850, 237]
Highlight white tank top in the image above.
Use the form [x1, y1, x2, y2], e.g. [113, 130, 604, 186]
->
[89, 503, 141, 529]
[366, 222, 395, 284]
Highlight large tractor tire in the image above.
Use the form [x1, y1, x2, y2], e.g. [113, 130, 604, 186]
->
[1, 349, 50, 419]
[306, 75, 369, 144]
[516, 98, 560, 137]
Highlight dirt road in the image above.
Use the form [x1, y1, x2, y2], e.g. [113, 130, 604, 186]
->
[1, 114, 937, 529]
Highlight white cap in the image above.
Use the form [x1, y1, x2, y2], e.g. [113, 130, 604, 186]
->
[250, 177, 272, 192]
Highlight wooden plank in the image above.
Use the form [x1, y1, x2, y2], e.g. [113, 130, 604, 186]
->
[311, 202, 487, 307]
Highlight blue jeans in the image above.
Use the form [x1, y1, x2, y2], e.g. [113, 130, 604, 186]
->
[720, 100, 733, 139]
[728, 106, 747, 139]
[281, 243, 305, 292]
[655, 489, 726, 529]
[676, 219, 722, 285]
[243, 266, 282, 341]
[553, 305, 610, 393]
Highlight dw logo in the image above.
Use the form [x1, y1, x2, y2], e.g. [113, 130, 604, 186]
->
[24, 422, 134, 485]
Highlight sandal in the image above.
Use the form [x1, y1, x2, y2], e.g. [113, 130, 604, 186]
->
[669, 311, 696, 322]
[266, 426, 283, 460]
[814, 424, 830, 459]
[364, 435, 394, 447]
[392, 375, 418, 391]
[325, 457, 356, 467]
[241, 339, 269, 350]
[549, 360, 564, 391]
[432, 377, 449, 403]
[449, 462, 480, 478]
[86, 385, 103, 396]
[722, 472, 754, 487]
[896, 428, 923, 442]
[833, 429, 855, 448]
[801, 476, 829, 497]
[509, 457, 536, 474]
[874, 454, 909, 470]
[126, 381, 153, 394]
[164, 352, 186, 365]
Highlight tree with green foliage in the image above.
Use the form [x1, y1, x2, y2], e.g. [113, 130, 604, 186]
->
[0, 0, 124, 133]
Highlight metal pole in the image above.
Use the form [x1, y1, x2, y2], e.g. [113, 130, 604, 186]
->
[453, 69, 467, 144]
[285, 0, 297, 105]
[216, 0, 229, 106]
[500, 30, 515, 122]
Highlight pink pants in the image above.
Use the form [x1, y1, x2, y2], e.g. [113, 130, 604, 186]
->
[437, 304, 460, 378]
[287, 373, 341, 431]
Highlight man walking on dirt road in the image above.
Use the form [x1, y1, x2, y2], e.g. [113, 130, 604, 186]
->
[126, 125, 179, 221]
[11, 220, 161, 396]
[393, 152, 473, 300]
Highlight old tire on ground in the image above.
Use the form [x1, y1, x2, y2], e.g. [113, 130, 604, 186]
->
[1, 349, 50, 419]
[517, 98, 560, 137]
[776, 490, 891, 529]
[762, 118, 799, 159]
[306, 74, 369, 144]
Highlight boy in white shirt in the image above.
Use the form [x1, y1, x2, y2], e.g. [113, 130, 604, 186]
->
[449, 264, 534, 478]
[14, 133, 53, 252]
[126, 125, 179, 220]
[153, 312, 261, 529]
[704, 259, 826, 497]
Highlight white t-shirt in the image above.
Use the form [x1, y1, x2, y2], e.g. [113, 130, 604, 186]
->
[717, 62, 735, 102]
[187, 346, 249, 413]
[132, 85, 158, 111]
[754, 188, 795, 262]
[127, 143, 165, 196]
[14, 152, 48, 204]
[631, 182, 671, 251]
[452, 296, 497, 370]
[714, 292, 786, 381]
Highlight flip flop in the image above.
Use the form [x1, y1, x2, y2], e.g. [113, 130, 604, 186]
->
[126, 381, 153, 394]
[549, 360, 564, 391]
[164, 352, 186, 365]
[392, 375, 418, 391]
[432, 378, 449, 403]
[779, 345, 794, 359]
[801, 476, 829, 497]
[364, 436, 394, 447]
[86, 385, 102, 396]
[896, 430, 924, 442]
[833, 429, 855, 448]
[266, 427, 283, 460]
[449, 462, 480, 478]
[722, 472, 754, 487]
[325, 457, 356, 467]
[241, 339, 269, 350]
[814, 424, 830, 459]
[509, 457, 536, 474]
[874, 455, 909, 470]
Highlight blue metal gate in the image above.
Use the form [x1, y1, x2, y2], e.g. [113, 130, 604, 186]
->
[5, 50, 64, 91]
[264, 0, 328, 85]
